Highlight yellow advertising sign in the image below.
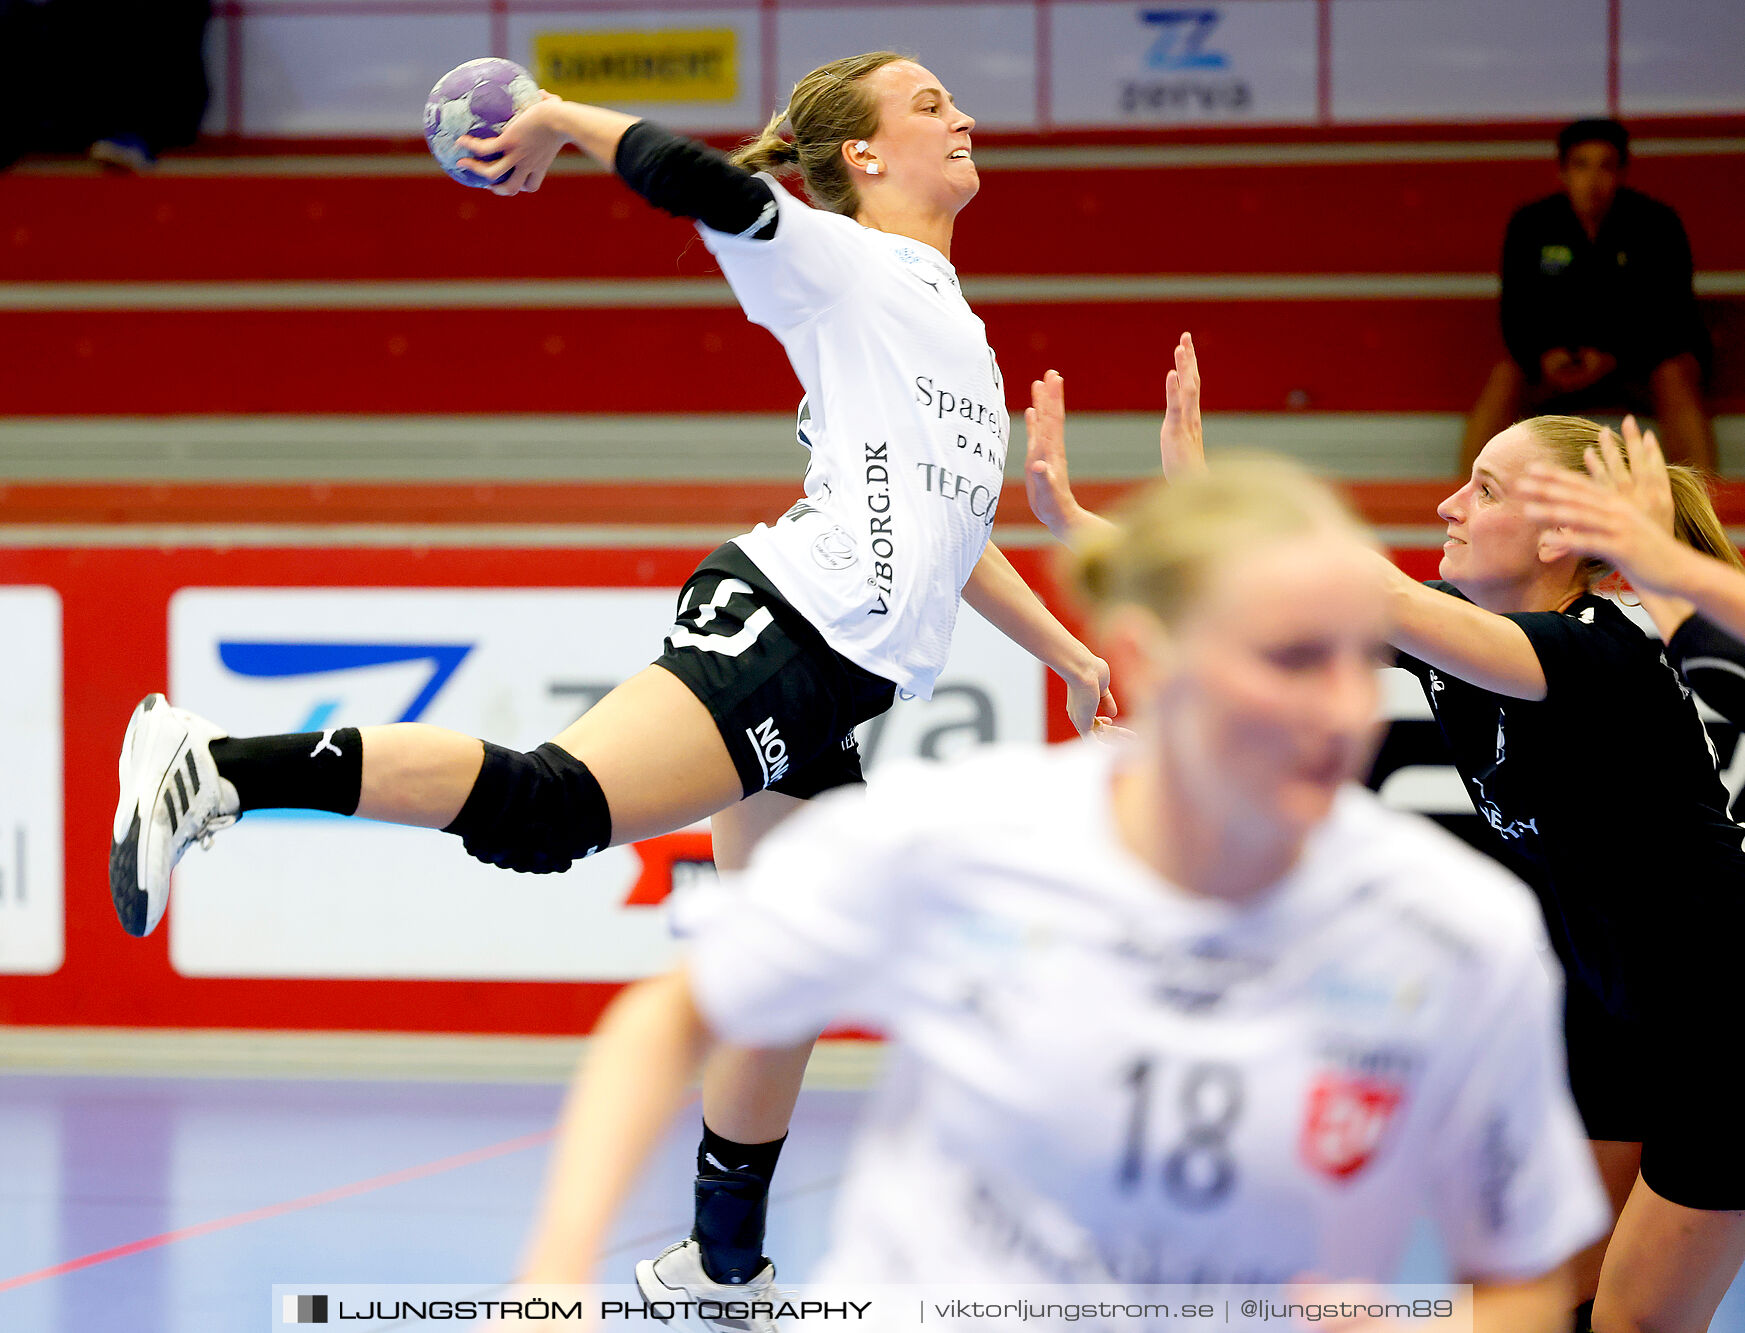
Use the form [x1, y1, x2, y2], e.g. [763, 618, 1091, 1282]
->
[534, 29, 738, 104]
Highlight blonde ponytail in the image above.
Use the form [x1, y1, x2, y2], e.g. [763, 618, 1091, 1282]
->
[730, 104, 802, 176]
[1667, 466, 1745, 573]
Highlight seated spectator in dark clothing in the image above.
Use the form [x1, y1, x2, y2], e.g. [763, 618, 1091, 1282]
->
[1462, 119, 1714, 473]
[1, 0, 210, 172]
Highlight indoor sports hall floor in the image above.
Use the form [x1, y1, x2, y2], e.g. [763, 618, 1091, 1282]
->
[7, 1068, 1745, 1332]
[1, 1069, 855, 1331]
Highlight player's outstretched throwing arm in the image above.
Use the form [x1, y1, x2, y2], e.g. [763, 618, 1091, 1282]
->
[456, 94, 786, 249]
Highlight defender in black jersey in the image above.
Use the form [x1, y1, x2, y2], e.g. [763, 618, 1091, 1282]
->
[1028, 337, 1745, 1330]
[108, 53, 1119, 1330]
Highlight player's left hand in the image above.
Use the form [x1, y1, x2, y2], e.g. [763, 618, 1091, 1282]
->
[1160, 331, 1208, 479]
[1067, 659, 1132, 741]
[1025, 370, 1085, 542]
[1518, 417, 1686, 594]
[458, 91, 566, 196]
[1614, 413, 1677, 534]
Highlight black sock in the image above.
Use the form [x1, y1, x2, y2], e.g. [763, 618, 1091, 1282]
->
[698, 1124, 786, 1184]
[1572, 1299, 1595, 1333]
[692, 1124, 786, 1284]
[210, 730, 363, 815]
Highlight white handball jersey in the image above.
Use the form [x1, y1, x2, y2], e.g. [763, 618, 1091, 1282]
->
[699, 178, 1008, 699]
[684, 742, 1608, 1285]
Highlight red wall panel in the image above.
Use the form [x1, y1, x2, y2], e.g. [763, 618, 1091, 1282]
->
[6, 152, 1744, 282]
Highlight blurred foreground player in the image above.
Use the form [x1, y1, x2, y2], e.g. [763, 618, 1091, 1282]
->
[516, 461, 1606, 1328]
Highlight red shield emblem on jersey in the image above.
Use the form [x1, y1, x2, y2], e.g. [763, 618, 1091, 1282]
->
[1300, 1075, 1404, 1181]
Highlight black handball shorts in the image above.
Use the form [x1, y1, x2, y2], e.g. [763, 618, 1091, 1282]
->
[1564, 973, 1745, 1211]
[653, 543, 898, 801]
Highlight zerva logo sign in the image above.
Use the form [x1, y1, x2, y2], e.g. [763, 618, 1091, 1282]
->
[218, 641, 474, 729]
[1125, 5, 1249, 115]
[1142, 7, 1229, 70]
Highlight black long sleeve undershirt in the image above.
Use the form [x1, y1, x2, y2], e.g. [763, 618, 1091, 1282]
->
[1668, 613, 1745, 730]
[613, 119, 780, 240]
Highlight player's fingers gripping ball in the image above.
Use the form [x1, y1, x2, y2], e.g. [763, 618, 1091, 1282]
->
[424, 57, 541, 187]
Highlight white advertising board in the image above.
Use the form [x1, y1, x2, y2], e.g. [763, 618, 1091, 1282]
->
[0, 588, 64, 976]
[777, 7, 1038, 130]
[1049, 1, 1318, 128]
[168, 586, 1043, 982]
[1331, 0, 1608, 123]
[1619, 0, 1745, 116]
[241, 14, 494, 136]
[216, 0, 1743, 138]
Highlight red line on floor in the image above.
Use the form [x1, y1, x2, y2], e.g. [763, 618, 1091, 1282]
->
[0, 1127, 555, 1292]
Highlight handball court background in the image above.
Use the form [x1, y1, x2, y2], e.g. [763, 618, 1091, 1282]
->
[6, 0, 1745, 1327]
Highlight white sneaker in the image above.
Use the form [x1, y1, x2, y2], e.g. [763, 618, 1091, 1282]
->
[109, 694, 238, 937]
[635, 1239, 780, 1333]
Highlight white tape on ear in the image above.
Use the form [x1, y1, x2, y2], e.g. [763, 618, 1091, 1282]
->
[866, 162, 880, 175]
[855, 140, 869, 153]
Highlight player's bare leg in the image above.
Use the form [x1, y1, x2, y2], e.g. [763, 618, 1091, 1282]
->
[353, 664, 743, 836]
[1592, 1175, 1745, 1332]
[1570, 1139, 1641, 1304]
[700, 790, 817, 1138]
[638, 789, 817, 1320]
[351, 725, 487, 826]
[111, 664, 743, 936]
[544, 664, 744, 844]
[352, 664, 743, 838]
[707, 790, 817, 1137]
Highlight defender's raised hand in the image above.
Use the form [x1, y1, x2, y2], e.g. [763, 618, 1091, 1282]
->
[1024, 369, 1115, 545]
[1160, 331, 1207, 479]
[1519, 417, 1684, 594]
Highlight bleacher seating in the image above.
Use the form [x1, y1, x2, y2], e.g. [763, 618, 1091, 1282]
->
[2, 127, 1741, 505]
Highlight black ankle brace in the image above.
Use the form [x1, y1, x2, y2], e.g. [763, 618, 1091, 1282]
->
[691, 1170, 772, 1285]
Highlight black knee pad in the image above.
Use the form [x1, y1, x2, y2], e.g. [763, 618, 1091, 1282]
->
[442, 741, 611, 874]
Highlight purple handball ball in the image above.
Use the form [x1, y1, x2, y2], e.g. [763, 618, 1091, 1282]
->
[424, 58, 541, 188]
